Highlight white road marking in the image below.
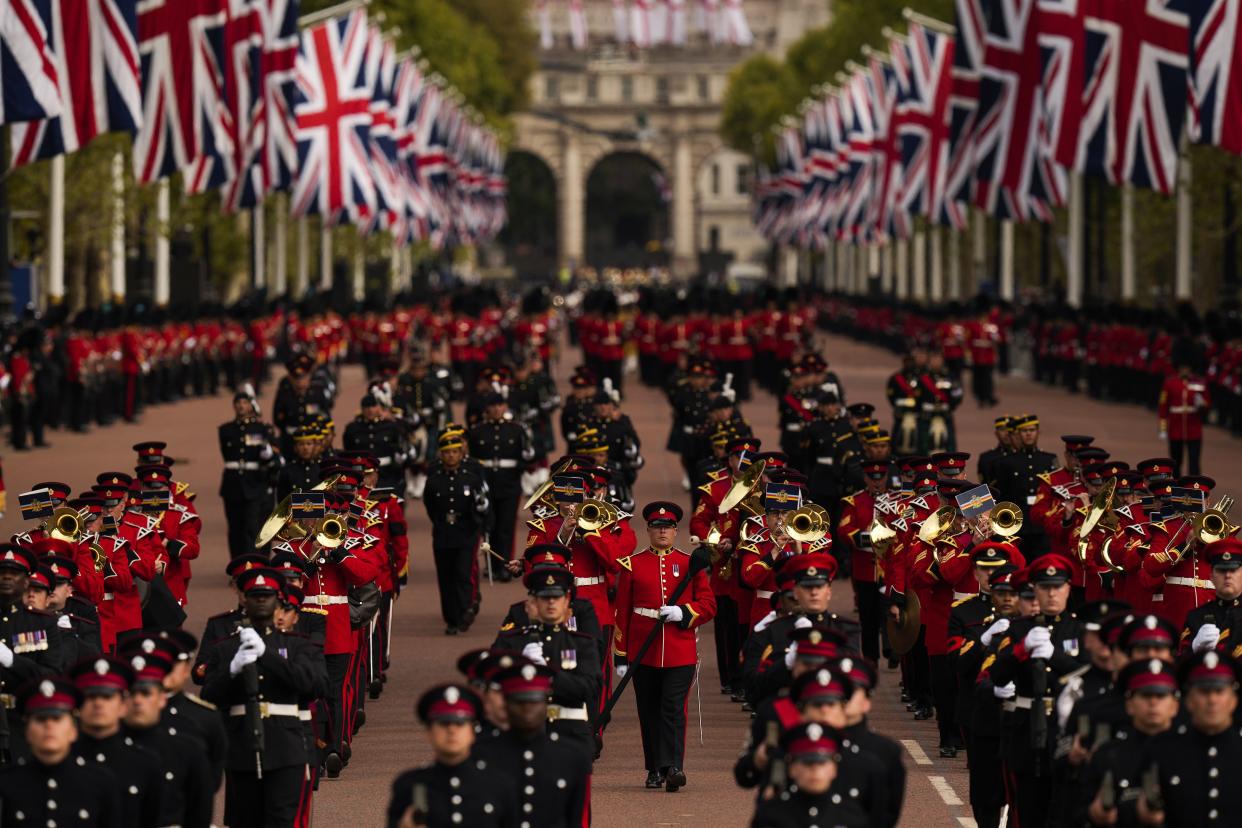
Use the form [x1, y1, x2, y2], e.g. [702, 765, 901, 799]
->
[900, 739, 932, 766]
[929, 775, 964, 806]
[957, 818, 978, 828]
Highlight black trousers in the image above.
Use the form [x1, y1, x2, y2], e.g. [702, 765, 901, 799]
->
[632, 663, 696, 772]
[1169, 438, 1203, 477]
[324, 653, 350, 754]
[433, 542, 475, 626]
[968, 737, 1005, 828]
[225, 764, 305, 828]
[712, 596, 741, 690]
[485, 473, 521, 562]
[971, 364, 996, 405]
[929, 653, 960, 746]
[224, 495, 268, 559]
[1010, 770, 1054, 828]
[905, 627, 932, 705]
[725, 359, 752, 402]
[853, 580, 883, 662]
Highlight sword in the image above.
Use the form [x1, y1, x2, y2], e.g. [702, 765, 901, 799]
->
[694, 648, 704, 746]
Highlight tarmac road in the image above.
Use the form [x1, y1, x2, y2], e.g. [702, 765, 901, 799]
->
[2, 329, 1235, 828]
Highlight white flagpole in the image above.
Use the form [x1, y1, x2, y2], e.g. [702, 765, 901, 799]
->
[48, 154, 65, 304]
[1175, 147, 1192, 300]
[111, 151, 126, 303]
[155, 178, 170, 306]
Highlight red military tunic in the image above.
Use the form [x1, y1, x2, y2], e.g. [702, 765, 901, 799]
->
[910, 529, 978, 656]
[297, 537, 380, 656]
[613, 545, 715, 668]
[689, 474, 744, 599]
[1158, 374, 1211, 441]
[159, 503, 202, 605]
[524, 514, 624, 628]
[838, 490, 881, 585]
[1139, 518, 1215, 628]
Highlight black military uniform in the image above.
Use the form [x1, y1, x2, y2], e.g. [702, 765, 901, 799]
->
[777, 381, 817, 470]
[469, 395, 533, 569]
[748, 723, 871, 828]
[272, 366, 334, 457]
[476, 664, 589, 828]
[46, 556, 102, 662]
[672, 366, 714, 484]
[202, 569, 328, 828]
[0, 545, 65, 764]
[743, 610, 861, 706]
[887, 360, 923, 456]
[1180, 542, 1242, 649]
[423, 432, 490, 632]
[193, 605, 245, 683]
[988, 556, 1087, 828]
[976, 417, 1013, 487]
[276, 427, 323, 499]
[219, 400, 280, 558]
[343, 404, 406, 491]
[492, 568, 602, 762]
[387, 684, 520, 828]
[991, 416, 1058, 555]
[0, 680, 121, 828]
[510, 364, 560, 463]
[803, 396, 851, 514]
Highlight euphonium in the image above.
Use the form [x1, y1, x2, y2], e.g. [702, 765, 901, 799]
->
[314, 514, 348, 549]
[90, 541, 107, 574]
[785, 504, 828, 543]
[867, 516, 897, 555]
[989, 502, 1024, 539]
[577, 498, 618, 532]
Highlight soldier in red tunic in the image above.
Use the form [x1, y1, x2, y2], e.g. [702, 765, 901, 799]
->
[1157, 358, 1212, 476]
[613, 501, 716, 792]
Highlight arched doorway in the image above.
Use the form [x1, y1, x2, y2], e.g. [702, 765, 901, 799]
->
[500, 150, 559, 279]
[585, 151, 670, 270]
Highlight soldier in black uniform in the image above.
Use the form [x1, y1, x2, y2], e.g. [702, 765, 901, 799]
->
[424, 429, 490, 633]
[803, 390, 850, 516]
[272, 353, 334, 457]
[477, 662, 590, 828]
[469, 392, 533, 577]
[511, 349, 561, 472]
[672, 360, 716, 489]
[69, 655, 164, 828]
[45, 554, 102, 663]
[121, 650, 213, 828]
[561, 367, 599, 446]
[991, 414, 1058, 555]
[219, 391, 281, 558]
[976, 415, 1014, 488]
[778, 361, 819, 472]
[499, 544, 602, 645]
[1181, 538, 1242, 654]
[386, 684, 519, 828]
[492, 566, 601, 762]
[596, 391, 643, 489]
[203, 567, 328, 828]
[1131, 649, 1242, 827]
[887, 350, 924, 457]
[0, 678, 121, 827]
[397, 347, 452, 498]
[192, 554, 267, 683]
[277, 425, 324, 499]
[988, 553, 1087, 828]
[344, 393, 407, 491]
[0, 544, 64, 764]
[748, 722, 871, 828]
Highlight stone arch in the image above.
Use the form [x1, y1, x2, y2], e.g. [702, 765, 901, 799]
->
[584, 149, 671, 270]
[500, 150, 560, 278]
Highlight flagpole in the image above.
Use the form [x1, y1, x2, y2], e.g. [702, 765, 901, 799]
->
[252, 206, 267, 291]
[298, 0, 371, 28]
[1120, 185, 1135, 301]
[902, 8, 955, 35]
[155, 179, 170, 307]
[0, 126, 12, 319]
[352, 237, 365, 301]
[999, 220, 1015, 301]
[274, 197, 289, 297]
[912, 226, 927, 302]
[929, 225, 944, 301]
[296, 215, 309, 297]
[111, 151, 126, 304]
[947, 225, 961, 300]
[1175, 145, 1192, 300]
[320, 219, 333, 291]
[48, 155, 66, 305]
[1067, 173, 1084, 307]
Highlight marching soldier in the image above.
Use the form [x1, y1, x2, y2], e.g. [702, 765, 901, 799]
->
[386, 684, 519, 828]
[469, 392, 534, 577]
[492, 566, 601, 762]
[396, 347, 451, 498]
[343, 393, 407, 492]
[838, 460, 897, 662]
[748, 722, 871, 828]
[613, 502, 715, 791]
[272, 354, 334, 458]
[887, 352, 923, 457]
[423, 429, 490, 634]
[1157, 355, 1211, 476]
[976, 415, 1014, 488]
[0, 543, 64, 764]
[203, 567, 328, 828]
[803, 390, 849, 515]
[277, 425, 324, 499]
[0, 678, 121, 827]
[1180, 537, 1242, 654]
[992, 414, 1059, 555]
[917, 350, 963, 454]
[476, 662, 590, 827]
[219, 390, 280, 558]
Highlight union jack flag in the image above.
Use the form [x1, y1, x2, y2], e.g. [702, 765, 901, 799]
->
[838, 69, 877, 242]
[132, 0, 229, 184]
[0, 0, 61, 124]
[258, 0, 300, 197]
[394, 59, 431, 244]
[291, 8, 375, 227]
[1074, 1, 1189, 194]
[1188, 0, 1242, 155]
[893, 22, 955, 227]
[938, 0, 989, 229]
[10, 0, 140, 165]
[363, 25, 400, 235]
[973, 0, 1066, 222]
[867, 48, 903, 242]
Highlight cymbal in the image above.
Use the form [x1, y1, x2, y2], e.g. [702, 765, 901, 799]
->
[886, 590, 921, 656]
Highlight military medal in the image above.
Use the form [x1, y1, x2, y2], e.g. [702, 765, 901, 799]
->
[561, 649, 577, 670]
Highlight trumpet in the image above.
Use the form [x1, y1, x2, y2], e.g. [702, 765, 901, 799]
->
[989, 502, 1024, 539]
[46, 506, 83, 544]
[785, 504, 828, 544]
[577, 498, 618, 533]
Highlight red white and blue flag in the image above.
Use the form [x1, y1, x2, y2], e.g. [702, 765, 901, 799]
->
[893, 21, 955, 228]
[0, 0, 62, 124]
[1188, 0, 1242, 155]
[10, 0, 141, 165]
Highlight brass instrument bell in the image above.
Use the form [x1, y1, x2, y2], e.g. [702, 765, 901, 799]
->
[255, 496, 294, 549]
[577, 498, 618, 532]
[917, 505, 958, 545]
[314, 514, 348, 549]
[48, 506, 83, 543]
[785, 504, 828, 543]
[1194, 495, 1238, 545]
[989, 502, 1024, 539]
[719, 459, 767, 514]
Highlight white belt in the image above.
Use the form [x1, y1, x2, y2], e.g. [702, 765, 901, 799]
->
[1168, 406, 1196, 413]
[756, 590, 774, 599]
[953, 591, 974, 601]
[547, 704, 590, 722]
[298, 710, 312, 721]
[1165, 576, 1214, 590]
[1026, 495, 1037, 505]
[224, 461, 262, 470]
[634, 607, 661, 619]
[102, 592, 115, 601]
[377, 456, 395, 466]
[815, 457, 834, 465]
[307, 594, 349, 606]
[228, 703, 301, 718]
[1005, 697, 1035, 711]
[683, 426, 696, 434]
[484, 458, 519, 469]
[575, 576, 605, 586]
[784, 423, 803, 432]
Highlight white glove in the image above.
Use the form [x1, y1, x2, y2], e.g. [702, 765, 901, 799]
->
[521, 642, 547, 666]
[993, 681, 1016, 700]
[260, 443, 274, 460]
[238, 627, 263, 649]
[784, 643, 798, 670]
[1192, 623, 1221, 653]
[57, 615, 72, 630]
[659, 605, 684, 624]
[615, 664, 628, 679]
[754, 610, 778, 633]
[229, 647, 259, 676]
[0, 641, 12, 668]
[793, 616, 813, 630]
[1056, 675, 1084, 728]
[981, 618, 1010, 648]
[1024, 626, 1054, 660]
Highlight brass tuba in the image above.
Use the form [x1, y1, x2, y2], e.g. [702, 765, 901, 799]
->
[989, 502, 1024, 539]
[577, 498, 618, 532]
[718, 459, 767, 514]
[255, 496, 294, 549]
[47, 506, 83, 543]
[785, 504, 828, 543]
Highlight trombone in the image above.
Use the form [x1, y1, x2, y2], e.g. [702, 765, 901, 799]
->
[45, 506, 83, 544]
[577, 498, 619, 533]
[989, 502, 1024, 539]
[785, 504, 828, 544]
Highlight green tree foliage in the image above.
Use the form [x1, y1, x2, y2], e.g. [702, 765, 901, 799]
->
[720, 55, 800, 164]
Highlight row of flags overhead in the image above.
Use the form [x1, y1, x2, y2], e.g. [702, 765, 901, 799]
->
[0, 0, 506, 250]
[536, 0, 752, 51]
[754, 0, 1242, 249]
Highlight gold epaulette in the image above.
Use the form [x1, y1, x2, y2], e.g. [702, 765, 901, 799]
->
[841, 494, 857, 507]
[980, 653, 996, 672]
[959, 640, 975, 655]
[1036, 471, 1052, 485]
[616, 555, 632, 572]
[708, 468, 729, 482]
[500, 621, 515, 632]
[697, 482, 716, 496]
[526, 518, 545, 533]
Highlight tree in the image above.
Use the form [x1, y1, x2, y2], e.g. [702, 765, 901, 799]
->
[720, 55, 800, 162]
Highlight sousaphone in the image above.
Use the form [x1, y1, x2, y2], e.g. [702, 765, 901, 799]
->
[719, 459, 767, 514]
